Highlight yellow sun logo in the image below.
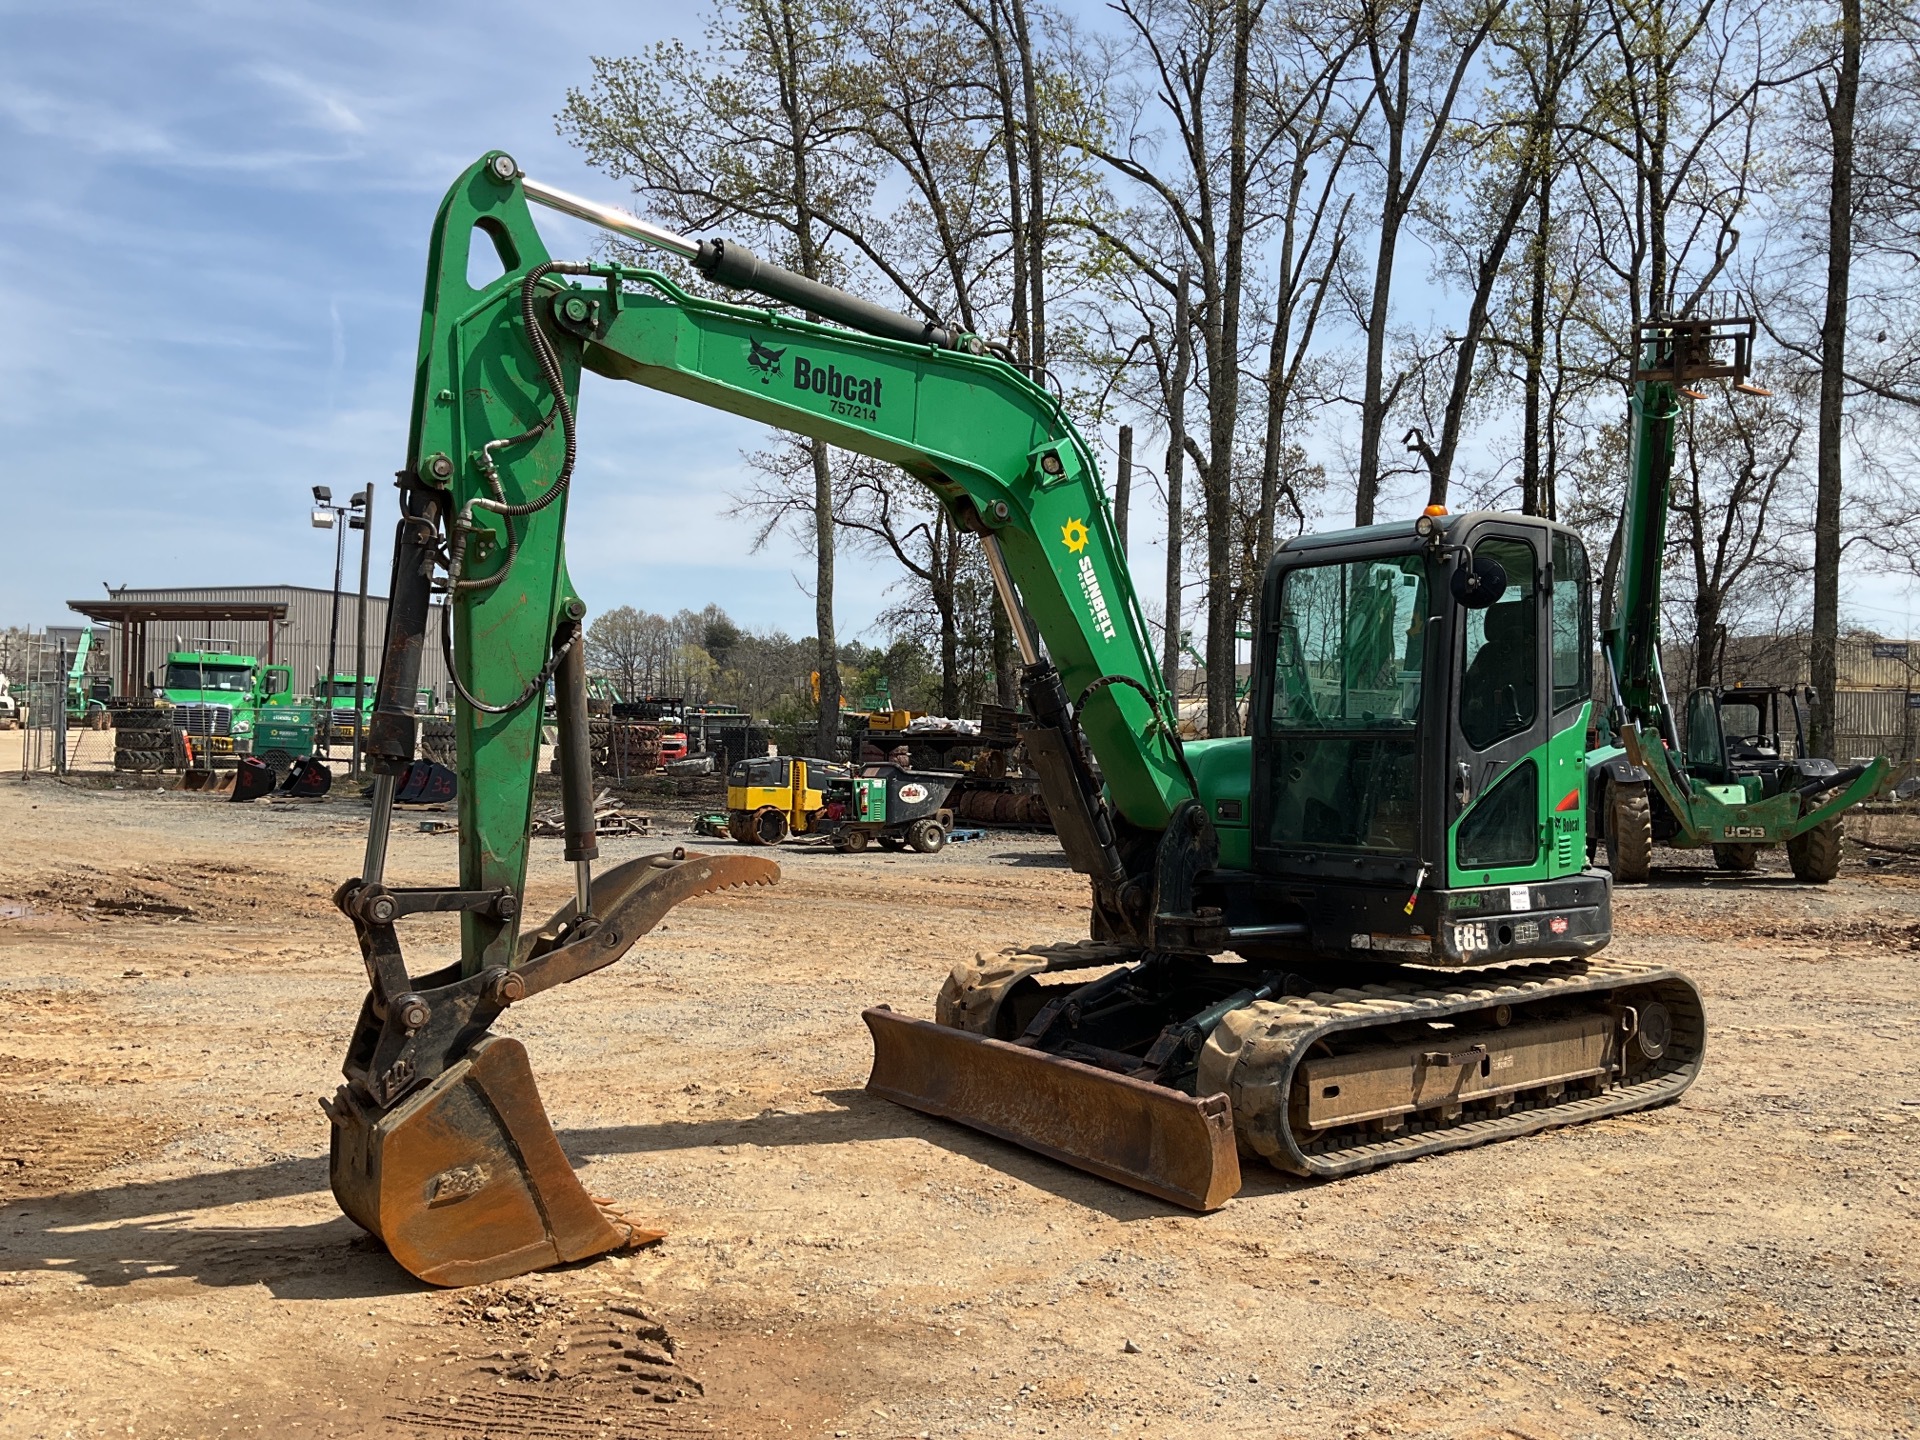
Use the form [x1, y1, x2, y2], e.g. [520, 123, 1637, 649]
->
[1060, 517, 1090, 554]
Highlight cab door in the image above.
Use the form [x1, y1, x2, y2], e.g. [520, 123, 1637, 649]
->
[1448, 524, 1553, 888]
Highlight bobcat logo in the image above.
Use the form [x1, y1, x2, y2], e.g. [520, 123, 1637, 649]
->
[748, 339, 787, 383]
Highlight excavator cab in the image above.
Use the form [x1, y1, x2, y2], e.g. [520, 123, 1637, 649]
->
[1246, 511, 1606, 968]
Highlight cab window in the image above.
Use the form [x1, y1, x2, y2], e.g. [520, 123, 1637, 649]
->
[1271, 555, 1428, 729]
[165, 663, 252, 693]
[1550, 532, 1590, 713]
[1267, 554, 1429, 856]
[1459, 537, 1537, 750]
[1457, 759, 1540, 870]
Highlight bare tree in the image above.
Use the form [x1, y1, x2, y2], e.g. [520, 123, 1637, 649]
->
[1067, 0, 1312, 734]
[1348, 0, 1505, 525]
[1403, 0, 1600, 509]
[1667, 392, 1805, 687]
[560, 0, 867, 755]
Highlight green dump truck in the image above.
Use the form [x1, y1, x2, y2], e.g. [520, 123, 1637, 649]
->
[155, 648, 299, 763]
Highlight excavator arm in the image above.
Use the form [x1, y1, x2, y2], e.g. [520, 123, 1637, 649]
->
[329, 153, 1210, 1284]
[1591, 316, 1889, 879]
[368, 152, 1199, 949]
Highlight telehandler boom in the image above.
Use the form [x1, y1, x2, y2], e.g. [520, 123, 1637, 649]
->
[332, 153, 1703, 1285]
[1588, 316, 1887, 882]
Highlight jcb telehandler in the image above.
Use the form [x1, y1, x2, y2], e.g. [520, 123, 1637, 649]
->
[1589, 316, 1887, 882]
[328, 154, 1702, 1285]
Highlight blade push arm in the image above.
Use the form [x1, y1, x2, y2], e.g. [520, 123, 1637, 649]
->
[366, 153, 1197, 973]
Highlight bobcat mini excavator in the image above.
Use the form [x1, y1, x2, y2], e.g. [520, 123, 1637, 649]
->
[330, 152, 1703, 1285]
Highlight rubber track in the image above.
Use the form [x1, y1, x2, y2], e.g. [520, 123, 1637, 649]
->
[1203, 954, 1704, 1178]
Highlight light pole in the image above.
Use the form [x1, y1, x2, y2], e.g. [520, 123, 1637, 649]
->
[351, 484, 375, 776]
[311, 486, 368, 759]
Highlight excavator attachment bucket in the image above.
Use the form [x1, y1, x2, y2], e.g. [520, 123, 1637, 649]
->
[328, 849, 778, 1286]
[863, 1008, 1241, 1211]
[329, 1034, 657, 1287]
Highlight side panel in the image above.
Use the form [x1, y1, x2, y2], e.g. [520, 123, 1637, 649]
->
[1185, 737, 1252, 872]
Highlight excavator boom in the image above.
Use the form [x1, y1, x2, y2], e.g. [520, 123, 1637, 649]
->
[330, 156, 1710, 1281]
[331, 152, 1206, 1283]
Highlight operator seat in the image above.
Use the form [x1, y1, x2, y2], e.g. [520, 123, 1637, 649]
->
[1462, 602, 1534, 747]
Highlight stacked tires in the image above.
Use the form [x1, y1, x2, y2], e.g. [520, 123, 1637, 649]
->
[112, 704, 174, 772]
[609, 722, 661, 776]
[418, 715, 458, 766]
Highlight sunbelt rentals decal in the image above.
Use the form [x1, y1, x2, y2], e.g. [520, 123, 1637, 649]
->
[1060, 517, 1116, 643]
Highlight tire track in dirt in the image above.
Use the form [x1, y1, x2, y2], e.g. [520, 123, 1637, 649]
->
[385, 1283, 741, 1440]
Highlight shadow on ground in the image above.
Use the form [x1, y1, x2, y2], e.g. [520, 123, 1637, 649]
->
[1, 1087, 1287, 1294]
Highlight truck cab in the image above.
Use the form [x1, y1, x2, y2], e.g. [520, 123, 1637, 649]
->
[314, 673, 378, 745]
[158, 650, 294, 757]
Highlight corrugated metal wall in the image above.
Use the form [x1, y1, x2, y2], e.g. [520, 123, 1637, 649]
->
[85, 587, 452, 702]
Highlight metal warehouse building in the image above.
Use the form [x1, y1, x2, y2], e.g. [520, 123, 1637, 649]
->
[65, 586, 452, 702]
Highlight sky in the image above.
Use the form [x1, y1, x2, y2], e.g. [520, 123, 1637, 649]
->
[4, 0, 1912, 647]
[0, 0, 931, 641]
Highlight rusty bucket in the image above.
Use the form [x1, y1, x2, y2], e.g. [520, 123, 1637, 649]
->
[326, 850, 777, 1286]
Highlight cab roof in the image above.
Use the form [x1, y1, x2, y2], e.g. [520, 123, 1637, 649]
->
[1277, 509, 1581, 555]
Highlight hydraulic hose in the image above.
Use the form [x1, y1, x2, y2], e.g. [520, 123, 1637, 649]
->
[447, 260, 590, 596]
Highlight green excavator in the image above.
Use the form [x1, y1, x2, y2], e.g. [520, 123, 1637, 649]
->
[329, 153, 1703, 1285]
[1587, 315, 1888, 882]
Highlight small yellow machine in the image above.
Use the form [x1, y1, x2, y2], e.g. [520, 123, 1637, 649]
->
[726, 755, 847, 844]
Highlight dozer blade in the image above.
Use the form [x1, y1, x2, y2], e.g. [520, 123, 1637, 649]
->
[863, 1007, 1241, 1211]
[329, 849, 779, 1286]
[329, 1034, 657, 1287]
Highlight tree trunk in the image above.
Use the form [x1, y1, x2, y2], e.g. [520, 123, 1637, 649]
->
[1009, 0, 1047, 367]
[1522, 124, 1551, 515]
[1115, 424, 1132, 552]
[1355, 200, 1400, 527]
[1422, 159, 1536, 508]
[810, 439, 840, 756]
[980, 0, 1031, 365]
[1205, 0, 1254, 739]
[768, 0, 841, 759]
[1355, 7, 1414, 528]
[1163, 272, 1192, 695]
[937, 513, 961, 715]
[1811, 0, 1859, 759]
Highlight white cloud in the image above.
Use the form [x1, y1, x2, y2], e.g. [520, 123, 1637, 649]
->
[248, 63, 367, 135]
[0, 87, 175, 159]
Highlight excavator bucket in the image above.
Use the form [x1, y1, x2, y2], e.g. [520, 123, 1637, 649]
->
[863, 1008, 1241, 1211]
[328, 1034, 657, 1287]
[327, 850, 778, 1286]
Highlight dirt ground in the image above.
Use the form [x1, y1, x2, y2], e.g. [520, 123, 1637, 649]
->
[2, 762, 1918, 1440]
